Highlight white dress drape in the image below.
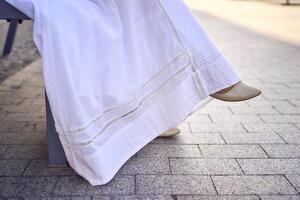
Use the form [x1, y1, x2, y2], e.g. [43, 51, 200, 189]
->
[5, 0, 241, 185]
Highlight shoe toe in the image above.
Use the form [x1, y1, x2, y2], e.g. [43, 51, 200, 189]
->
[158, 128, 181, 138]
[210, 81, 261, 102]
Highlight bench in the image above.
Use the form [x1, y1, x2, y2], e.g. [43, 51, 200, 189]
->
[0, 0, 68, 167]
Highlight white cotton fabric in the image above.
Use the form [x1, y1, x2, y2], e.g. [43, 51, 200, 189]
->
[5, 0, 241, 185]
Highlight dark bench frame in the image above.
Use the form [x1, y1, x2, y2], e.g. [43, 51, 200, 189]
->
[0, 1, 68, 167]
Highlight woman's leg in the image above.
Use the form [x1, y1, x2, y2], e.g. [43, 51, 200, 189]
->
[158, 0, 261, 99]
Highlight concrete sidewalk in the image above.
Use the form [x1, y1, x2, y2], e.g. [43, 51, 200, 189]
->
[186, 0, 300, 45]
[0, 20, 39, 82]
[0, 1, 300, 199]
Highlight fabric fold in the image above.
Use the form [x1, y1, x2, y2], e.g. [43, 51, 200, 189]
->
[5, 0, 241, 185]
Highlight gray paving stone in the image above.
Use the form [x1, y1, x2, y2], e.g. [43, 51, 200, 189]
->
[264, 93, 300, 100]
[23, 159, 76, 176]
[199, 145, 268, 158]
[177, 122, 191, 133]
[185, 114, 212, 123]
[272, 88, 300, 95]
[165, 133, 225, 144]
[251, 83, 281, 91]
[0, 112, 6, 121]
[0, 84, 13, 92]
[0, 121, 25, 132]
[1, 104, 43, 113]
[136, 144, 201, 158]
[261, 144, 300, 158]
[195, 107, 232, 114]
[2, 145, 47, 159]
[53, 175, 135, 195]
[0, 145, 8, 157]
[117, 157, 170, 175]
[206, 100, 248, 107]
[238, 159, 300, 174]
[242, 123, 299, 133]
[0, 95, 24, 105]
[144, 137, 166, 144]
[14, 86, 43, 98]
[22, 98, 45, 106]
[212, 175, 298, 195]
[275, 107, 300, 115]
[21, 121, 47, 132]
[97, 195, 174, 200]
[25, 196, 92, 200]
[136, 175, 216, 195]
[221, 132, 285, 144]
[230, 106, 279, 115]
[0, 131, 45, 144]
[0, 176, 57, 198]
[256, 83, 288, 92]
[283, 82, 300, 88]
[290, 100, 300, 106]
[210, 114, 263, 123]
[276, 132, 300, 144]
[190, 123, 247, 133]
[92, 196, 111, 200]
[176, 195, 259, 200]
[3, 112, 46, 122]
[170, 158, 243, 175]
[259, 195, 300, 200]
[260, 79, 298, 86]
[247, 96, 287, 105]
[260, 115, 300, 124]
[286, 175, 300, 193]
[0, 159, 29, 176]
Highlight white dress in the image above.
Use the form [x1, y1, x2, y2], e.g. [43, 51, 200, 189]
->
[5, 0, 241, 185]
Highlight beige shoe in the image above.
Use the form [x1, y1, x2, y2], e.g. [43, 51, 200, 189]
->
[210, 81, 261, 102]
[157, 128, 181, 138]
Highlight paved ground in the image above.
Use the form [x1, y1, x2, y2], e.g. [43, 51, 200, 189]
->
[0, 21, 39, 82]
[186, 0, 300, 45]
[0, 1, 300, 199]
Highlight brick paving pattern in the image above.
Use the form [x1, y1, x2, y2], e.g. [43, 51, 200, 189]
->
[0, 3, 299, 200]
